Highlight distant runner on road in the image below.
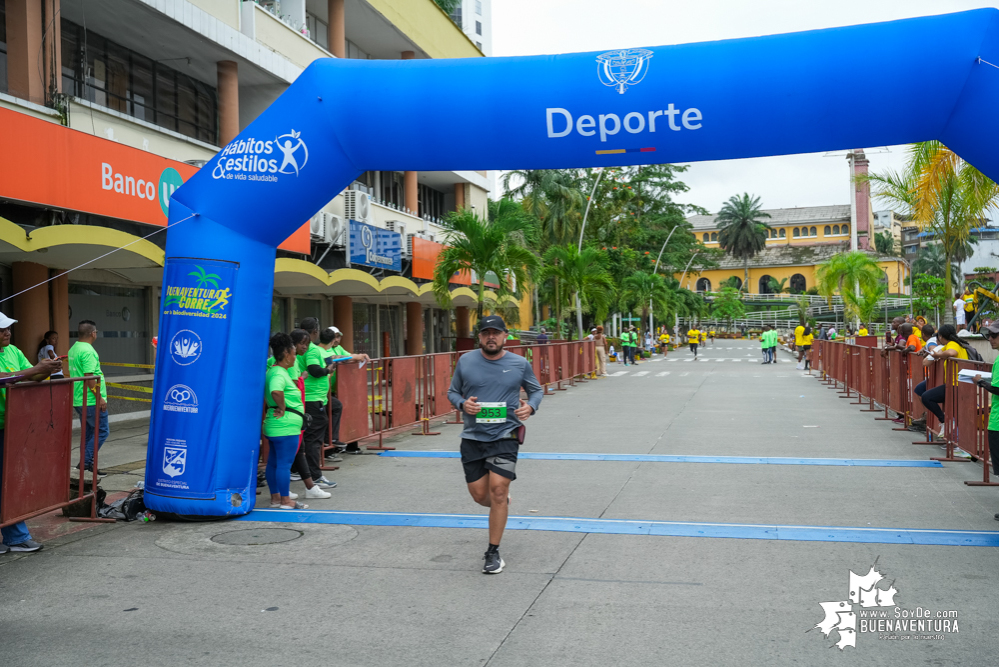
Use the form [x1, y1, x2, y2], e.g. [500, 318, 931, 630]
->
[687, 326, 700, 359]
[448, 316, 543, 574]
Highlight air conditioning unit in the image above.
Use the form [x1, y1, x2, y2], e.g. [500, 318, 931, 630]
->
[406, 233, 417, 257]
[309, 212, 343, 245]
[386, 221, 408, 254]
[343, 190, 372, 224]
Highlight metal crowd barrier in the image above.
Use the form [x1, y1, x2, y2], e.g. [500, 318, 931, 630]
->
[1, 377, 114, 530]
[810, 339, 998, 488]
[318, 340, 596, 453]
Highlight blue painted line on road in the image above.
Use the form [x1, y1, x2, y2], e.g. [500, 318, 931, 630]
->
[233, 509, 999, 547]
[379, 451, 942, 468]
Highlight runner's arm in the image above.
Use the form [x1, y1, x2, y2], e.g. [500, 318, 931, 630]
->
[521, 362, 543, 414]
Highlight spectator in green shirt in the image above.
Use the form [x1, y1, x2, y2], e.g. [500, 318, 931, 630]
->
[325, 326, 369, 454]
[284, 329, 330, 500]
[69, 320, 109, 476]
[298, 317, 340, 488]
[263, 333, 309, 509]
[0, 311, 63, 553]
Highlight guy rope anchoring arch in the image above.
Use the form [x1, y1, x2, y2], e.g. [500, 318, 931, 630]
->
[145, 9, 999, 516]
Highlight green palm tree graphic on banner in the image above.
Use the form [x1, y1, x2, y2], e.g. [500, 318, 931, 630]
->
[164, 265, 229, 314]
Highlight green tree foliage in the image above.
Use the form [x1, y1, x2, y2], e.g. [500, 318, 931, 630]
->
[767, 277, 790, 294]
[862, 141, 999, 323]
[719, 276, 744, 291]
[912, 274, 948, 319]
[912, 244, 961, 284]
[716, 193, 772, 287]
[433, 199, 538, 320]
[619, 270, 675, 326]
[816, 251, 884, 324]
[874, 231, 895, 256]
[711, 287, 746, 324]
[540, 245, 616, 331]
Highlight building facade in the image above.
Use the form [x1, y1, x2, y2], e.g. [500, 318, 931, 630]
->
[0, 0, 517, 386]
[684, 204, 909, 296]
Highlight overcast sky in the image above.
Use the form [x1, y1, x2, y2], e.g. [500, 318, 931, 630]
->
[492, 0, 998, 215]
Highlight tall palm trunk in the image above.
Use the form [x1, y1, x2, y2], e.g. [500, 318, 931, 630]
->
[943, 247, 954, 325]
[477, 281, 486, 321]
[743, 257, 749, 291]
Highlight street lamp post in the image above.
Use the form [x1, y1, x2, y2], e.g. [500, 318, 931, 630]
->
[675, 251, 700, 339]
[648, 225, 680, 339]
[575, 168, 605, 339]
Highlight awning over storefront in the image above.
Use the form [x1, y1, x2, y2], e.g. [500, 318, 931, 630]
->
[0, 216, 164, 282]
[274, 259, 517, 306]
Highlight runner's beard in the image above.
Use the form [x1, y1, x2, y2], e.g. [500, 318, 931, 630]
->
[481, 338, 505, 357]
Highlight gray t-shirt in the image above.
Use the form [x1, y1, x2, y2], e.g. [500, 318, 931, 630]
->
[447, 350, 543, 442]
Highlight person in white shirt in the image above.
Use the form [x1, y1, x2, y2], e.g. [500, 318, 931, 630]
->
[36, 330, 64, 378]
[954, 293, 967, 330]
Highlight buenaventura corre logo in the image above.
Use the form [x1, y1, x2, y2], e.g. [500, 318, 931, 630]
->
[811, 558, 960, 650]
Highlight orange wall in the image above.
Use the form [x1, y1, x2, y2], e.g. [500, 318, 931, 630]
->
[0, 107, 308, 253]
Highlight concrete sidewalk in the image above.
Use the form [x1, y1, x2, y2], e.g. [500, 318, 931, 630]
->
[2, 342, 997, 665]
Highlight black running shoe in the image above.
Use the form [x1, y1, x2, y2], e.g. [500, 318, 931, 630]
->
[482, 550, 504, 574]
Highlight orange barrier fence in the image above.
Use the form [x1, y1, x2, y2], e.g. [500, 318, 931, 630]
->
[810, 339, 999, 488]
[1, 377, 114, 529]
[319, 341, 595, 454]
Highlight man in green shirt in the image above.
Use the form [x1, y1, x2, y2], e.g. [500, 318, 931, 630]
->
[324, 326, 369, 455]
[621, 326, 637, 366]
[975, 322, 999, 520]
[298, 318, 340, 488]
[69, 320, 109, 475]
[0, 311, 63, 553]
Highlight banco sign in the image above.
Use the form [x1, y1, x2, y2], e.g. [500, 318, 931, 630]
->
[101, 163, 184, 217]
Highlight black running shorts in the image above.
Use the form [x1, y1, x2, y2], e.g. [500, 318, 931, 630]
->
[801, 345, 811, 352]
[460, 437, 518, 483]
[689, 343, 698, 352]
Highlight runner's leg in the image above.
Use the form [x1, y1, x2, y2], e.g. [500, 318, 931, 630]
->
[467, 474, 490, 507]
[487, 471, 511, 545]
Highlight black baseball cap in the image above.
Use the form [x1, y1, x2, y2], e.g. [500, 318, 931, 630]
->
[478, 315, 508, 332]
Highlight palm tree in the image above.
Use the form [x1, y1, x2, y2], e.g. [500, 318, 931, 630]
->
[874, 231, 896, 256]
[912, 244, 961, 284]
[767, 277, 791, 295]
[433, 199, 538, 321]
[503, 169, 584, 245]
[816, 251, 883, 326]
[540, 245, 615, 336]
[620, 270, 674, 329]
[862, 141, 999, 324]
[715, 193, 772, 288]
[852, 283, 887, 325]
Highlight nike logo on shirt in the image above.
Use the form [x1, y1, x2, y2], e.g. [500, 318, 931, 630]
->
[502, 369, 513, 373]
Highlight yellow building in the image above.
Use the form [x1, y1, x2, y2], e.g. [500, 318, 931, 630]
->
[681, 206, 910, 294]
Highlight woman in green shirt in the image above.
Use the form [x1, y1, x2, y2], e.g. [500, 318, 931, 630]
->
[263, 333, 308, 509]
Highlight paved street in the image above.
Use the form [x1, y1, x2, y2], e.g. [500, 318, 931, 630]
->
[2, 344, 998, 665]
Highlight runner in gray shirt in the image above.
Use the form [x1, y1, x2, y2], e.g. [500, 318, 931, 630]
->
[448, 315, 543, 574]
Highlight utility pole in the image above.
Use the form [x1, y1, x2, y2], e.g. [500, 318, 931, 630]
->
[575, 168, 605, 339]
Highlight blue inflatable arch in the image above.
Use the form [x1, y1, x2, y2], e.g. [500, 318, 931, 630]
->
[145, 9, 999, 515]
